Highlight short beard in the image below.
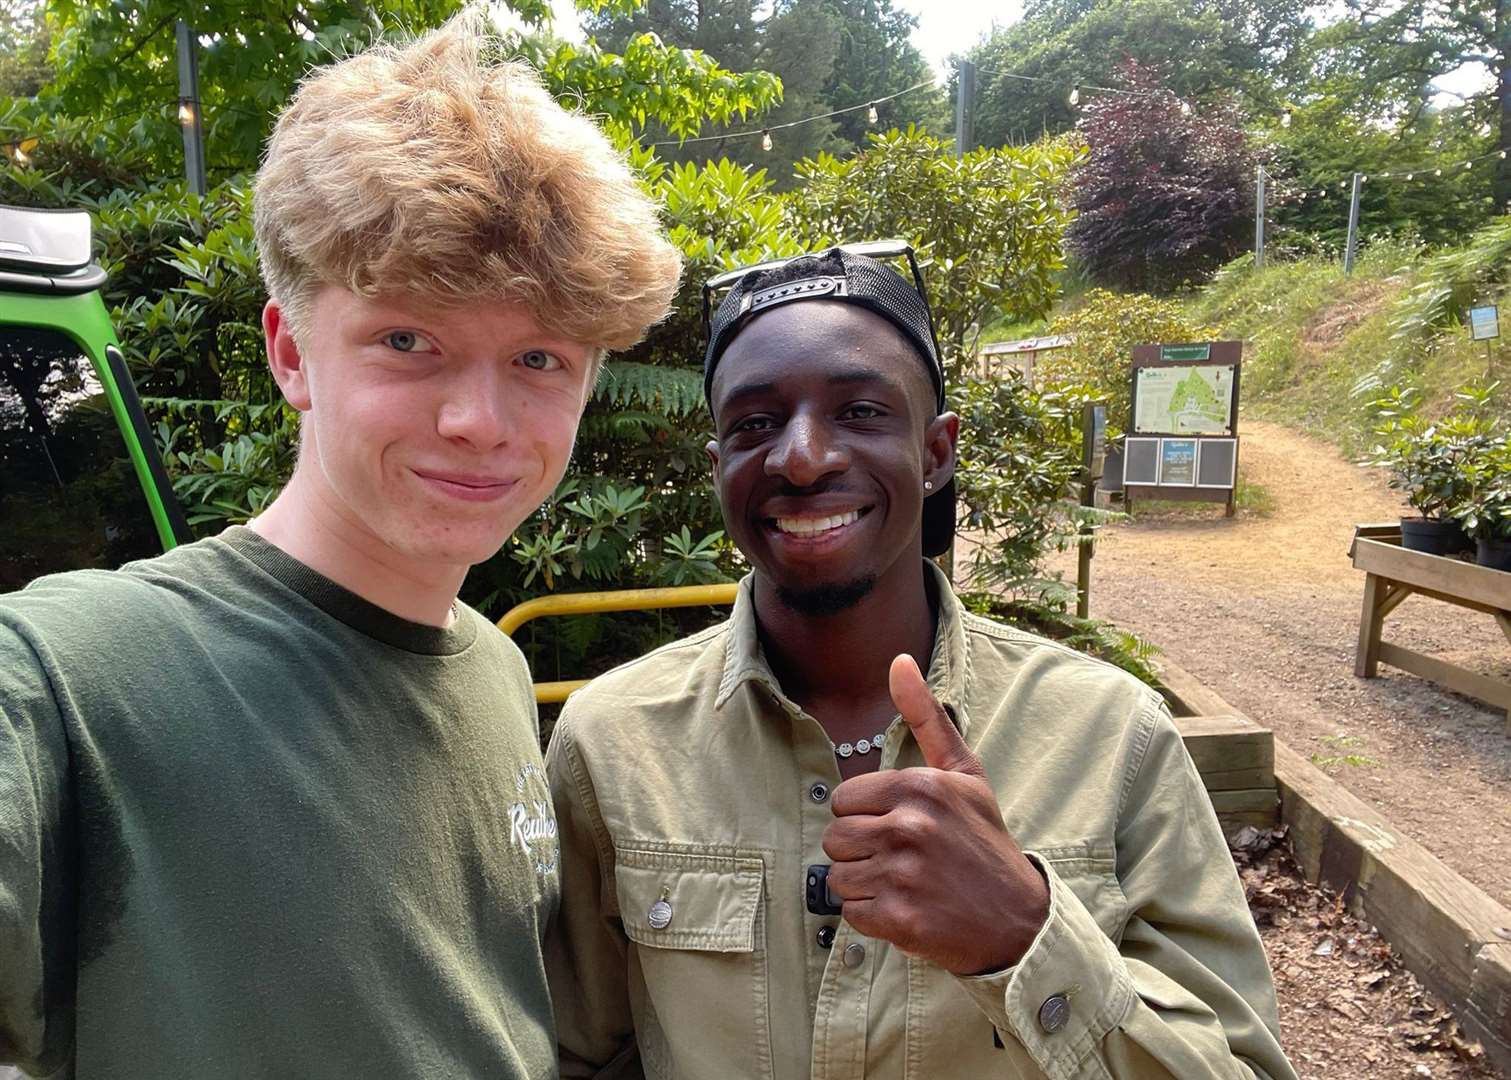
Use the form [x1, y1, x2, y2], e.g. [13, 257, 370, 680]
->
[775, 574, 877, 617]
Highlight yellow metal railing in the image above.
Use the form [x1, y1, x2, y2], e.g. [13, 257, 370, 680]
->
[497, 583, 740, 703]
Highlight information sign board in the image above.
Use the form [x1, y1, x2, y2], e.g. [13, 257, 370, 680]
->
[1470, 304, 1499, 341]
[1133, 364, 1236, 436]
[1158, 438, 1198, 485]
[1160, 343, 1211, 361]
[1083, 403, 1107, 480]
[1123, 341, 1243, 518]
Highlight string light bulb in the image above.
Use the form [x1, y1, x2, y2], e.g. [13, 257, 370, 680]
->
[178, 100, 195, 126]
[1069, 86, 1080, 107]
[5, 138, 35, 166]
[1501, 150, 1508, 159]
[1434, 168, 1442, 176]
[761, 129, 772, 152]
[1406, 172, 1414, 180]
[866, 102, 878, 125]
[1280, 109, 1292, 128]
[1465, 160, 1474, 169]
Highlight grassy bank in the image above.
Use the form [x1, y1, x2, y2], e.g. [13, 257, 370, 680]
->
[1187, 229, 1509, 456]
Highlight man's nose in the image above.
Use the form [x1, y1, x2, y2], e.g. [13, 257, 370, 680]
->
[765, 413, 847, 487]
[436, 366, 513, 448]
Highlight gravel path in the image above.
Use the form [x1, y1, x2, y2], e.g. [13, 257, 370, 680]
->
[1048, 419, 1511, 909]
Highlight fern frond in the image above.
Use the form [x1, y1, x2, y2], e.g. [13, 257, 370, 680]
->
[577, 410, 677, 443]
[595, 362, 707, 418]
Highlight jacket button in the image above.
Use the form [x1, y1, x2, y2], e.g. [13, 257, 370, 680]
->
[816, 925, 836, 949]
[842, 942, 865, 968]
[809, 783, 829, 803]
[1038, 994, 1070, 1034]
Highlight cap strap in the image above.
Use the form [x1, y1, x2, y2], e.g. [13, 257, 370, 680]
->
[747, 275, 848, 316]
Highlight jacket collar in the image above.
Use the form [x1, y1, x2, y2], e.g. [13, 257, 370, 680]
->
[715, 561, 970, 737]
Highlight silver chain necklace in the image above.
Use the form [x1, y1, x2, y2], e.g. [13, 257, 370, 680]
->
[832, 719, 897, 759]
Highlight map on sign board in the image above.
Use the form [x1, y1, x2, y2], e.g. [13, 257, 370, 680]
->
[1134, 364, 1235, 435]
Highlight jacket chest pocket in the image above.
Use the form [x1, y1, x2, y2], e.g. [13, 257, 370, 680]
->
[615, 845, 773, 1080]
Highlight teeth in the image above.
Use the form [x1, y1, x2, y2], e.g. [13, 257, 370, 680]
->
[774, 510, 860, 536]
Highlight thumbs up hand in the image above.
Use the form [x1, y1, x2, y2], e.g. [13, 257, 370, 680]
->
[820, 654, 1050, 976]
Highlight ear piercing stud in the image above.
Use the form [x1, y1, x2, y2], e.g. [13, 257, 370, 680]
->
[924, 481, 934, 492]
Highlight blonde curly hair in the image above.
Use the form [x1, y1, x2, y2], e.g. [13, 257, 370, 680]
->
[253, 11, 681, 352]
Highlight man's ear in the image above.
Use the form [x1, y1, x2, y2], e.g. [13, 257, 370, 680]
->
[263, 299, 312, 412]
[923, 411, 959, 490]
[705, 438, 722, 493]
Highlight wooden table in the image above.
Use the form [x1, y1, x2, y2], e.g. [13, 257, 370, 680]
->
[1350, 524, 1511, 733]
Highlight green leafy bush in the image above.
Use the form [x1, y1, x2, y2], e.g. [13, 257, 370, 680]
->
[1041, 290, 1218, 431]
[950, 372, 1155, 682]
[1450, 439, 1511, 541]
[1365, 384, 1502, 521]
[787, 129, 1082, 369]
[953, 373, 1090, 596]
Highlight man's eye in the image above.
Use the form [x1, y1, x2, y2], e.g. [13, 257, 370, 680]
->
[519, 349, 563, 371]
[842, 404, 882, 420]
[385, 330, 435, 353]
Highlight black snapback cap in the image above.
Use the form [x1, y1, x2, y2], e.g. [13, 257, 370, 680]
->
[702, 246, 955, 557]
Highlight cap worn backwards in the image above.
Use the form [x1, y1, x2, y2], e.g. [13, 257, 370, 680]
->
[702, 247, 956, 557]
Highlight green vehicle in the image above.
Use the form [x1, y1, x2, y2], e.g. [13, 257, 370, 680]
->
[1, 204, 190, 556]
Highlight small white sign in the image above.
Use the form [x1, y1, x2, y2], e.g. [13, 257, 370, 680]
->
[1469, 304, 1499, 341]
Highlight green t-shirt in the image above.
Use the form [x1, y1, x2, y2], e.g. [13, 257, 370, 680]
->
[0, 527, 560, 1079]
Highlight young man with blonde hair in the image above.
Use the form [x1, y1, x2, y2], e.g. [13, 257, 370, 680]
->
[0, 14, 678, 1079]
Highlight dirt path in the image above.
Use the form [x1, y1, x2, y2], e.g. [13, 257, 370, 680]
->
[1047, 419, 1511, 910]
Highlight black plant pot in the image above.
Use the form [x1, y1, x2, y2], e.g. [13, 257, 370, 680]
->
[1477, 536, 1511, 571]
[1399, 517, 1472, 555]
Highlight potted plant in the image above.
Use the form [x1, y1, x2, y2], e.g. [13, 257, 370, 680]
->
[1449, 436, 1511, 570]
[1366, 386, 1482, 555]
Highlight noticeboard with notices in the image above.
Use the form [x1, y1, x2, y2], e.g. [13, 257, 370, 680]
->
[1122, 341, 1243, 517]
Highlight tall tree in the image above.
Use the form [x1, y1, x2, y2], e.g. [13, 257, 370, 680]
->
[1298, 0, 1511, 203]
[1263, 103, 1495, 250]
[0, 0, 47, 97]
[18, 0, 776, 180]
[586, 0, 948, 186]
[962, 0, 1310, 147]
[822, 0, 950, 146]
[1067, 61, 1259, 290]
[582, 0, 762, 70]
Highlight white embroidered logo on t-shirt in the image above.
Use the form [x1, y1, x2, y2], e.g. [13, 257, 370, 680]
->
[511, 763, 558, 877]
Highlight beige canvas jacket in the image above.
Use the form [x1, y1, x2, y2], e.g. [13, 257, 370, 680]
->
[545, 565, 1295, 1080]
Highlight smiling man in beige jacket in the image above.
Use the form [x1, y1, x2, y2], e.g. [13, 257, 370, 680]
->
[545, 246, 1296, 1080]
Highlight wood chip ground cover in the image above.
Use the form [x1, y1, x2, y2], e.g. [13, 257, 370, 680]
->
[1235, 826, 1499, 1077]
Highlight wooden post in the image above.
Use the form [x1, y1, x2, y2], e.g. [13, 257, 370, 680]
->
[1076, 475, 1094, 618]
[1355, 572, 1386, 678]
